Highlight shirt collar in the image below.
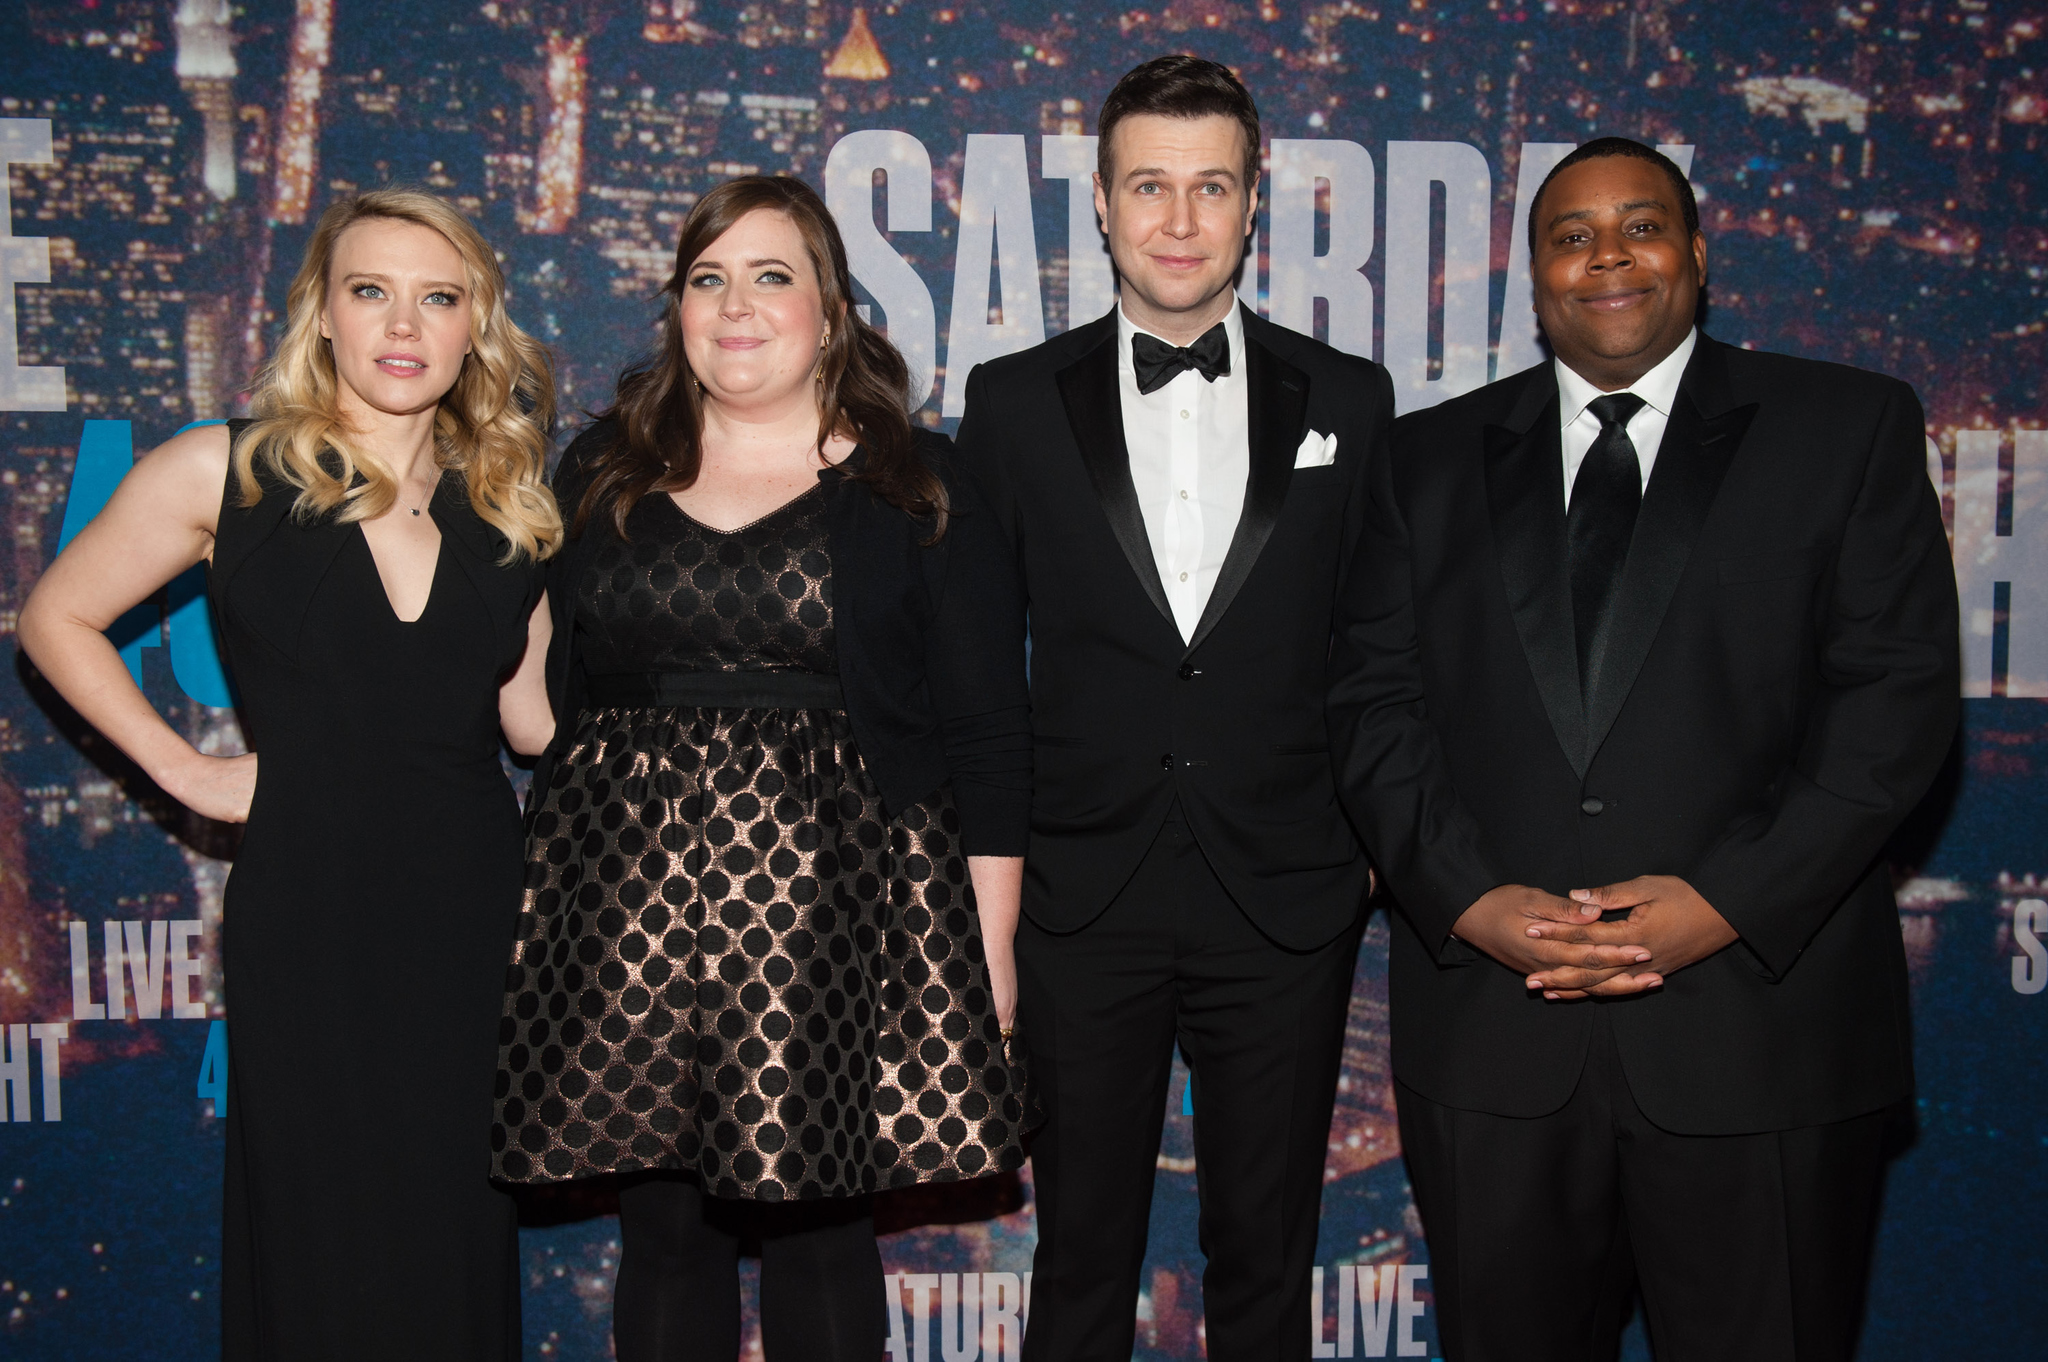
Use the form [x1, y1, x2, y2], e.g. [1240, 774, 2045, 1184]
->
[1117, 294, 1246, 378]
[1555, 327, 1697, 427]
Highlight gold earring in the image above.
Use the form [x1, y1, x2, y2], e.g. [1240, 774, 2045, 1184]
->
[820, 327, 830, 349]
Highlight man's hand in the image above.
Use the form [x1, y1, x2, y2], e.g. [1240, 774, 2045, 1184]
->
[1450, 885, 1661, 999]
[1525, 875, 1738, 998]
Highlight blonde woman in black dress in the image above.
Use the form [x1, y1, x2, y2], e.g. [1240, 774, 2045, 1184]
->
[21, 190, 560, 1358]
[490, 176, 1029, 1358]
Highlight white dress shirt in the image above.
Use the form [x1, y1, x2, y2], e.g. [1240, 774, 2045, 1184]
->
[1556, 328, 1697, 509]
[1118, 299, 1251, 641]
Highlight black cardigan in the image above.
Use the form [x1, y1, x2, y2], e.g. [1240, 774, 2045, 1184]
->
[533, 419, 1031, 858]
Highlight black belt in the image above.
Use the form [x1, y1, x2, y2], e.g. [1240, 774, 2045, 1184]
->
[582, 670, 845, 710]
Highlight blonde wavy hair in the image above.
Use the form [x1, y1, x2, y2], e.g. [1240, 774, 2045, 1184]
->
[233, 188, 562, 562]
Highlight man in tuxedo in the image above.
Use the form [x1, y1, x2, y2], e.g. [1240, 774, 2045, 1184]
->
[954, 55, 1395, 1361]
[1331, 137, 1958, 1361]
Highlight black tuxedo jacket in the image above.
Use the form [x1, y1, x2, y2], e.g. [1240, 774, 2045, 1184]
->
[1331, 335, 1959, 1134]
[957, 305, 1395, 949]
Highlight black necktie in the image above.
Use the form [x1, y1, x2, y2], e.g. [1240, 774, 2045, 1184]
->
[1131, 324, 1231, 395]
[1567, 392, 1648, 701]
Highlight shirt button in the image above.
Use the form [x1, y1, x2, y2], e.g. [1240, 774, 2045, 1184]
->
[1178, 571, 1189, 582]
[1580, 797, 1606, 816]
[1179, 410, 1190, 419]
[1179, 489, 1189, 499]
[1161, 753, 1176, 770]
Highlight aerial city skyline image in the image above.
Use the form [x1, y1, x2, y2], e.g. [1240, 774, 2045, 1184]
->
[0, 1, 2043, 1358]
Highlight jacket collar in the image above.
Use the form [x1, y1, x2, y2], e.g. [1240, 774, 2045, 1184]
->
[1484, 334, 1757, 775]
[1053, 303, 1310, 656]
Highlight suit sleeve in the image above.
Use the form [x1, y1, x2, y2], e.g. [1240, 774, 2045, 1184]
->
[1688, 379, 1959, 978]
[1328, 388, 1507, 963]
[927, 385, 1032, 858]
[951, 363, 1021, 553]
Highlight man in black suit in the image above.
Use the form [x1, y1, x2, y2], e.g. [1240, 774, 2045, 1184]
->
[955, 55, 1395, 1361]
[1331, 137, 1958, 1361]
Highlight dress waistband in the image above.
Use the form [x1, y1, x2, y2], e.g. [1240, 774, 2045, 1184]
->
[582, 670, 846, 710]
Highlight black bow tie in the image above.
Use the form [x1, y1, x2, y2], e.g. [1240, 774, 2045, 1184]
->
[1131, 324, 1231, 395]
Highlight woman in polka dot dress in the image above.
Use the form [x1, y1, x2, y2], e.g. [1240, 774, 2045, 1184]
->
[490, 177, 1030, 1360]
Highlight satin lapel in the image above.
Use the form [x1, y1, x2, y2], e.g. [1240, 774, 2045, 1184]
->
[1184, 330, 1308, 654]
[1582, 386, 1757, 761]
[1484, 381, 1590, 776]
[1053, 331, 1176, 627]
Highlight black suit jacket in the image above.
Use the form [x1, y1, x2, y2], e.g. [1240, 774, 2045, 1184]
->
[534, 420, 1031, 857]
[957, 305, 1395, 949]
[1331, 335, 1959, 1134]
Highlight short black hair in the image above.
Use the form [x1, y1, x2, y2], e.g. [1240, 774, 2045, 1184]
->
[1528, 137, 1699, 251]
[1097, 55, 1261, 194]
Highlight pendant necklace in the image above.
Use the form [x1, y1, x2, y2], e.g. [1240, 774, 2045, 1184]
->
[405, 470, 437, 517]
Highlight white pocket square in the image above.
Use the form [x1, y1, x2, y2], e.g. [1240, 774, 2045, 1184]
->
[1293, 430, 1339, 469]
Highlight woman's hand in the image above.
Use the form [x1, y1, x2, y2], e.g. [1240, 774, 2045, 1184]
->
[160, 751, 259, 824]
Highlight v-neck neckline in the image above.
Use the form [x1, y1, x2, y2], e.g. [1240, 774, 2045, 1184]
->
[664, 480, 825, 536]
[359, 514, 444, 625]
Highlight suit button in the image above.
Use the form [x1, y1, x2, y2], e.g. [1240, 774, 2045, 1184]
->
[1161, 753, 1176, 770]
[1178, 663, 1197, 680]
[1580, 797, 1605, 816]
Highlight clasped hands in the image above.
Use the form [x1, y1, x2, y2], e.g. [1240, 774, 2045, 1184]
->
[1449, 876, 1738, 1000]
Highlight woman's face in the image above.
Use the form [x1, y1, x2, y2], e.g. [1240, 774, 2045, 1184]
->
[679, 208, 832, 412]
[318, 217, 473, 418]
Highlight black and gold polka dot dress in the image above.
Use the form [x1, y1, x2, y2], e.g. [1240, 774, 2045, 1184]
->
[490, 485, 1026, 1201]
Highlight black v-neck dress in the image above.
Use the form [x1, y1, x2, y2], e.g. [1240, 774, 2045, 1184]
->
[207, 428, 541, 1360]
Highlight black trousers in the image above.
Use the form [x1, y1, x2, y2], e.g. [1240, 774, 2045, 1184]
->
[612, 1173, 884, 1362]
[1398, 1009, 1889, 1362]
[1016, 813, 1365, 1362]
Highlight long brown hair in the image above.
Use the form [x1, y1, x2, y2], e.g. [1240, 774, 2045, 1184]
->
[577, 176, 944, 539]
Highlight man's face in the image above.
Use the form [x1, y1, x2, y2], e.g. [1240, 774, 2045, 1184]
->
[1094, 113, 1257, 326]
[1531, 155, 1706, 388]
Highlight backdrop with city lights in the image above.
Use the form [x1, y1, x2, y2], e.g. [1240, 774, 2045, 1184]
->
[0, 1, 2044, 1358]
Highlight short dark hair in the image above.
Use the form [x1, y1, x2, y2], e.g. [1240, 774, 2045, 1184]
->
[1528, 137, 1699, 251]
[1097, 55, 1261, 193]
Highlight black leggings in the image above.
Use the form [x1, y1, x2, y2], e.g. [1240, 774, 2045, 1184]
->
[612, 1172, 886, 1362]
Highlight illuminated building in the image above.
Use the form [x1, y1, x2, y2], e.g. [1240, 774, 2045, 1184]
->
[1040, 97, 1087, 137]
[584, 85, 727, 295]
[0, 432, 69, 640]
[824, 9, 890, 81]
[269, 0, 333, 225]
[1325, 920, 1400, 1182]
[530, 33, 587, 235]
[1, 96, 191, 424]
[822, 9, 893, 129]
[736, 0, 831, 50]
[644, 0, 717, 44]
[182, 294, 231, 424]
[739, 94, 823, 173]
[0, 770, 39, 1015]
[23, 0, 163, 62]
[174, 0, 238, 202]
